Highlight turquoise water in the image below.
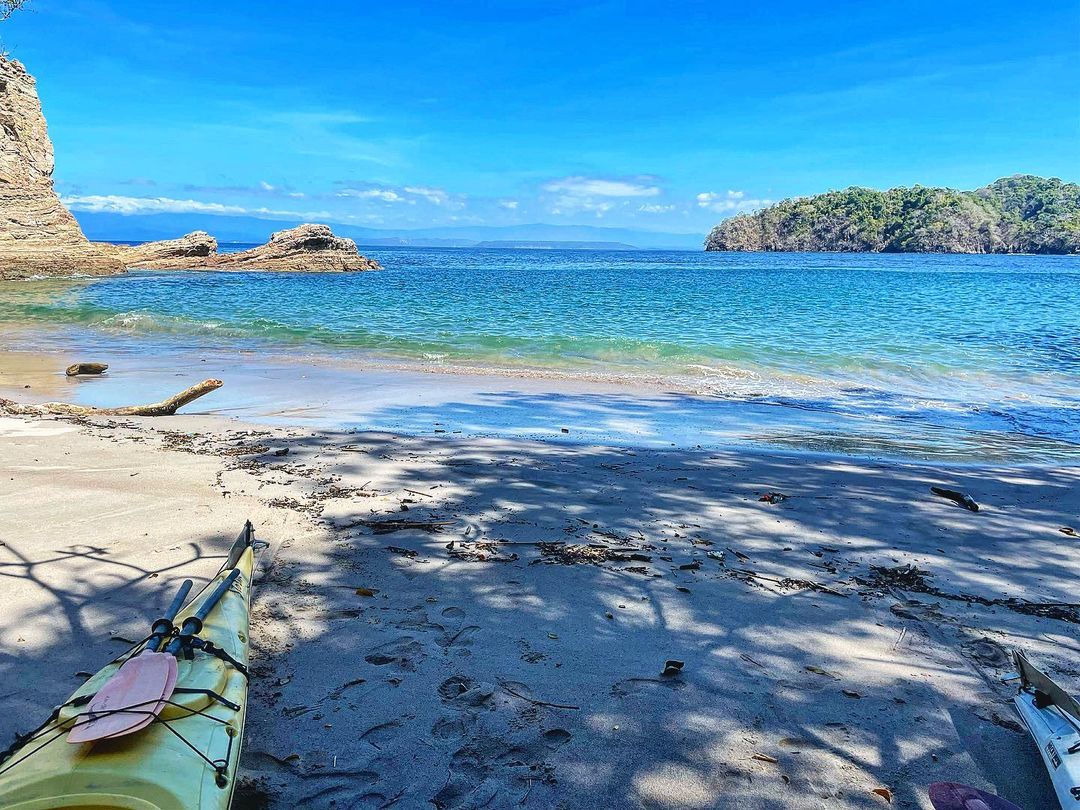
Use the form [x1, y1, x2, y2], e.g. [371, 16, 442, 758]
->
[1, 248, 1078, 459]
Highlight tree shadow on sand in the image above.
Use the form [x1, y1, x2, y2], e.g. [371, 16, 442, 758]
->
[3, 410, 1077, 809]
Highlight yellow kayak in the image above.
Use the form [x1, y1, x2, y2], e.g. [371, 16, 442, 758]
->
[0, 522, 260, 810]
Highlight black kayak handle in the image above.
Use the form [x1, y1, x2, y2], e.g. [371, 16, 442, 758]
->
[164, 569, 241, 656]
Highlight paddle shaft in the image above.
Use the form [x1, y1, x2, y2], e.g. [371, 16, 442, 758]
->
[148, 579, 193, 652]
[163, 568, 241, 656]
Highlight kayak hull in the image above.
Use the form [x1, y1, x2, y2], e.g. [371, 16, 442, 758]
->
[1012, 651, 1080, 810]
[0, 524, 256, 810]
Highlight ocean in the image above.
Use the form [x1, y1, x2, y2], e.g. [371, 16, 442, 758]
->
[1, 248, 1078, 462]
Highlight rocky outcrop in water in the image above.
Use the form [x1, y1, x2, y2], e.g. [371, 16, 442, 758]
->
[101, 230, 218, 270]
[0, 57, 124, 279]
[213, 224, 380, 271]
[109, 224, 381, 272]
[705, 176, 1080, 254]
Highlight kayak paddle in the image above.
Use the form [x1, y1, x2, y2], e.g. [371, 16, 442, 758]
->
[69, 570, 241, 743]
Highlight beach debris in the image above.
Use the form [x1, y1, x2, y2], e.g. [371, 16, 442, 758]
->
[560, 427, 569, 433]
[355, 587, 378, 597]
[929, 486, 979, 512]
[65, 362, 108, 376]
[759, 492, 787, 504]
[871, 787, 893, 803]
[863, 564, 1080, 623]
[0, 378, 223, 417]
[751, 753, 778, 764]
[605, 612, 614, 619]
[842, 689, 862, 699]
[386, 545, 418, 558]
[273, 447, 289, 456]
[678, 561, 701, 571]
[1061, 527, 1078, 537]
[805, 665, 840, 679]
[728, 568, 847, 597]
[446, 540, 518, 562]
[740, 653, 766, 669]
[661, 659, 684, 677]
[533, 542, 648, 566]
[499, 681, 580, 710]
[359, 518, 452, 535]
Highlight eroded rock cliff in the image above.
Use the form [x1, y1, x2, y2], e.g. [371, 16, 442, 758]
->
[0, 57, 124, 279]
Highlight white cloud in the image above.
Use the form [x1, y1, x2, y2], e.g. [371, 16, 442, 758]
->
[336, 187, 412, 203]
[498, 199, 519, 210]
[61, 194, 332, 220]
[542, 176, 663, 217]
[403, 185, 450, 206]
[638, 203, 675, 214]
[259, 180, 276, 192]
[334, 184, 463, 209]
[542, 176, 661, 198]
[696, 190, 770, 213]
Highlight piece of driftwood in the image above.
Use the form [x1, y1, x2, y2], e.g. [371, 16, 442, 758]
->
[65, 362, 109, 377]
[930, 486, 979, 512]
[0, 379, 223, 417]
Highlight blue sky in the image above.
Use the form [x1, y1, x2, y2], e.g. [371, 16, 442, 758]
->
[4, 0, 1078, 236]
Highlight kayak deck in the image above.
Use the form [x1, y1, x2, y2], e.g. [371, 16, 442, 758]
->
[0, 523, 258, 810]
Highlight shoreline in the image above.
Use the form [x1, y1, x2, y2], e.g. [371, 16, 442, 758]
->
[3, 337, 1079, 466]
[1, 406, 1076, 807]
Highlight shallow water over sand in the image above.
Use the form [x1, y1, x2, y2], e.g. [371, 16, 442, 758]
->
[1, 249, 1078, 461]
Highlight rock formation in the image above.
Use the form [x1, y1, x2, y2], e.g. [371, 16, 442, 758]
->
[108, 224, 381, 272]
[0, 59, 379, 277]
[705, 176, 1080, 254]
[212, 224, 380, 271]
[101, 230, 218, 270]
[0, 57, 124, 279]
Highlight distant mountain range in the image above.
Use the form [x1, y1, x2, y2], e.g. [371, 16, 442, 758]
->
[705, 175, 1080, 254]
[75, 212, 701, 251]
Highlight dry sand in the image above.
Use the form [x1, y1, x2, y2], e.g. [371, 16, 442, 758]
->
[1, 408, 1078, 809]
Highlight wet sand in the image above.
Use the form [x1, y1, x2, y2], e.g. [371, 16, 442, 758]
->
[1, 400, 1078, 808]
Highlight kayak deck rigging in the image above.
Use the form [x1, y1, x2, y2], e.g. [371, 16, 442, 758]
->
[0, 521, 261, 810]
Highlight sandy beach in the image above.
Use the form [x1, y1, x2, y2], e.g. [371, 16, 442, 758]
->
[2, 361, 1078, 808]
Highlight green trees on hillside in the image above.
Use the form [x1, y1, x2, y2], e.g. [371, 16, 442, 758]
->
[705, 175, 1079, 254]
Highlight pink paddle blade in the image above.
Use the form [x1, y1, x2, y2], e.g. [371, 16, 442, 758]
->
[929, 782, 1023, 810]
[67, 652, 177, 743]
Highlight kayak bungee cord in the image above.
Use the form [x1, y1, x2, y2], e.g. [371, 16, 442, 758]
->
[0, 521, 262, 809]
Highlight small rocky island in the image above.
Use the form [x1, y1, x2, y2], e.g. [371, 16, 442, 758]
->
[0, 57, 380, 279]
[706, 176, 1080, 254]
[101, 224, 381, 272]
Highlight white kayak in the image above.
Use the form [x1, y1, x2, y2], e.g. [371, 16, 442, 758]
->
[1012, 651, 1080, 809]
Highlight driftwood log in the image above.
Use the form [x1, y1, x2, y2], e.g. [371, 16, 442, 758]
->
[66, 362, 109, 377]
[0, 379, 223, 417]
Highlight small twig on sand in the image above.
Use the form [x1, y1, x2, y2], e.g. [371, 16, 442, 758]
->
[500, 682, 579, 710]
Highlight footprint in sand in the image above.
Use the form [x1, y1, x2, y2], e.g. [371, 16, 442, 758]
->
[431, 716, 468, 740]
[441, 606, 466, 619]
[436, 625, 480, 649]
[364, 636, 425, 670]
[359, 717, 411, 750]
[438, 675, 495, 708]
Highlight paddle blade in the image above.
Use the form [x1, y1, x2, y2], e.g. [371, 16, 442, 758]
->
[67, 652, 177, 743]
[929, 782, 1023, 810]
